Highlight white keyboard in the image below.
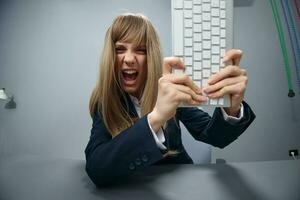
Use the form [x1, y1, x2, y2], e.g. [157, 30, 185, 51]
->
[171, 0, 233, 107]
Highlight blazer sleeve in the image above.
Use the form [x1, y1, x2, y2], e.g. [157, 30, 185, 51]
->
[85, 111, 164, 187]
[176, 101, 256, 148]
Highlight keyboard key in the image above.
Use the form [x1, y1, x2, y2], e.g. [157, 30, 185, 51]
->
[202, 3, 211, 12]
[194, 23, 202, 32]
[212, 45, 219, 54]
[212, 36, 220, 45]
[212, 55, 219, 64]
[203, 60, 210, 68]
[194, 61, 202, 70]
[184, 56, 193, 65]
[194, 33, 202, 41]
[203, 22, 211, 30]
[185, 19, 193, 27]
[193, 15, 202, 23]
[203, 40, 211, 49]
[211, 17, 219, 26]
[174, 0, 184, 9]
[220, 19, 225, 28]
[212, 0, 219, 8]
[221, 48, 226, 56]
[212, 64, 219, 73]
[194, 0, 202, 5]
[203, 50, 211, 58]
[203, 69, 210, 78]
[212, 26, 220, 35]
[203, 31, 211, 40]
[184, 0, 193, 9]
[211, 8, 219, 17]
[220, 29, 226, 38]
[220, 10, 226, 19]
[193, 5, 201, 13]
[220, 1, 226, 9]
[194, 42, 202, 51]
[173, 10, 184, 55]
[210, 99, 218, 105]
[193, 71, 202, 79]
[185, 47, 193, 55]
[220, 39, 226, 48]
[218, 97, 224, 105]
[202, 79, 208, 86]
[185, 38, 193, 46]
[185, 10, 193, 18]
[194, 52, 202, 60]
[203, 12, 211, 21]
[185, 28, 193, 37]
[185, 66, 193, 75]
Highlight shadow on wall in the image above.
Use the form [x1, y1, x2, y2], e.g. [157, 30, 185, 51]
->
[234, 0, 254, 7]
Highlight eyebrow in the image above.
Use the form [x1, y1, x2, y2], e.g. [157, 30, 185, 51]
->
[115, 43, 146, 49]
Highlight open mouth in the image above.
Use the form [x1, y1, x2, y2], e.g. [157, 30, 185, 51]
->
[122, 69, 139, 85]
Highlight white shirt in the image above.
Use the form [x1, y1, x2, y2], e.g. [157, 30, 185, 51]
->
[129, 95, 244, 150]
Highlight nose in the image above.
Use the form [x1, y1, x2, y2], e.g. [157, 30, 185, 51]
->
[124, 51, 135, 65]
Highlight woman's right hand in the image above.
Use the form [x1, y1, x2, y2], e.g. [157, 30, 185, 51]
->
[148, 57, 208, 132]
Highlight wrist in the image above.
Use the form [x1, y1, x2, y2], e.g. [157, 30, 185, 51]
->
[148, 110, 165, 133]
[224, 105, 241, 117]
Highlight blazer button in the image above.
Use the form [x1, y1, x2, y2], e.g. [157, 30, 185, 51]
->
[141, 154, 149, 162]
[129, 162, 135, 170]
[135, 158, 142, 166]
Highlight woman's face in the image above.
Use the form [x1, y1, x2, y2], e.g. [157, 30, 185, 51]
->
[115, 41, 147, 98]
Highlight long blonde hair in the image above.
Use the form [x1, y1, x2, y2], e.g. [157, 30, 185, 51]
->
[89, 13, 163, 137]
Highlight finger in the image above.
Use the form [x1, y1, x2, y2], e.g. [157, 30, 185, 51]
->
[164, 74, 201, 94]
[207, 82, 246, 99]
[175, 91, 205, 105]
[223, 49, 243, 66]
[163, 57, 185, 74]
[173, 84, 208, 102]
[207, 65, 243, 85]
[203, 76, 247, 94]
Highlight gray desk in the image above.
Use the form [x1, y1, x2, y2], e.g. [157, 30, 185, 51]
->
[0, 155, 299, 200]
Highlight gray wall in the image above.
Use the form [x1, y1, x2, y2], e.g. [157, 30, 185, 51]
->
[212, 0, 300, 162]
[0, 0, 299, 164]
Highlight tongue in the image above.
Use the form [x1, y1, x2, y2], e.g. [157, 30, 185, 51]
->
[123, 73, 137, 81]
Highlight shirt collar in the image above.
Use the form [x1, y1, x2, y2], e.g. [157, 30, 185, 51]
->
[129, 95, 141, 107]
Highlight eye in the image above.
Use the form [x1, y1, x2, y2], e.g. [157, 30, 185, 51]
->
[136, 48, 147, 54]
[115, 46, 126, 54]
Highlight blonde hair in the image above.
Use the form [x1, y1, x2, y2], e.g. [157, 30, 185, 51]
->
[89, 13, 163, 137]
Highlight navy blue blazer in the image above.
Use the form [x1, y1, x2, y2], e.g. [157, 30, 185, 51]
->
[85, 97, 255, 187]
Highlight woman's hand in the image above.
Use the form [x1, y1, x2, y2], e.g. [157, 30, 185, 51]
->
[202, 49, 247, 116]
[148, 57, 207, 132]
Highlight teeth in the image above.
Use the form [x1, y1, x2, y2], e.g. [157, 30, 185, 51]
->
[123, 70, 137, 74]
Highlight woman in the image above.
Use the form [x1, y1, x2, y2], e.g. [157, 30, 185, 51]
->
[85, 13, 255, 187]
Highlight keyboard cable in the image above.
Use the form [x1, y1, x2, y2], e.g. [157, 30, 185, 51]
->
[280, 0, 300, 93]
[270, 0, 295, 97]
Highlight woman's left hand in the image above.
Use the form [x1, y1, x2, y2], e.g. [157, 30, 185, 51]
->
[202, 49, 247, 117]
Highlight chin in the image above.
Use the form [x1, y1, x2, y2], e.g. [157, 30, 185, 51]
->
[123, 87, 138, 95]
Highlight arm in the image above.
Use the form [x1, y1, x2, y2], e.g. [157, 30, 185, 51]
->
[176, 101, 255, 148]
[85, 111, 164, 187]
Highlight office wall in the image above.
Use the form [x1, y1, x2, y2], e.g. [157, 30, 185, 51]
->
[212, 0, 300, 162]
[0, 0, 299, 164]
[0, 0, 211, 164]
